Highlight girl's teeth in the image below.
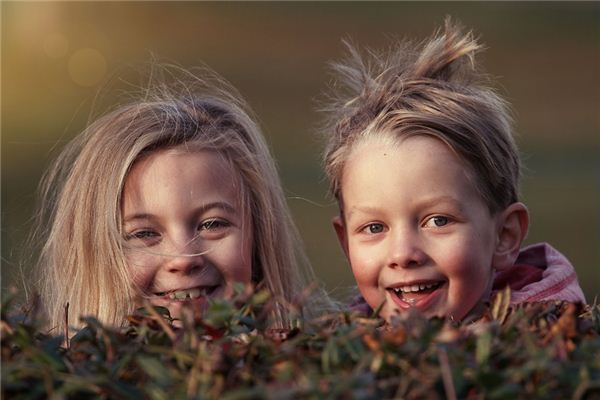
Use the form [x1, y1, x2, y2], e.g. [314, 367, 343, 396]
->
[167, 287, 207, 300]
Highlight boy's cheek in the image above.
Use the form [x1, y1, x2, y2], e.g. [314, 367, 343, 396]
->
[350, 254, 383, 301]
[353, 271, 384, 312]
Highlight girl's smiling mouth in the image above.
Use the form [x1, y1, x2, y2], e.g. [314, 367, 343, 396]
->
[154, 285, 220, 301]
[387, 280, 446, 310]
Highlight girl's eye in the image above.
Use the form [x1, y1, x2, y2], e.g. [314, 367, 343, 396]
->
[126, 230, 160, 241]
[424, 216, 450, 228]
[361, 223, 385, 234]
[199, 219, 230, 231]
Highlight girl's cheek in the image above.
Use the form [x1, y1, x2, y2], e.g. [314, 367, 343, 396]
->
[129, 268, 151, 293]
[230, 262, 253, 288]
[127, 255, 159, 291]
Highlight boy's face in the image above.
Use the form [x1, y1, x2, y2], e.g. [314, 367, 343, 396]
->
[121, 149, 253, 320]
[335, 135, 501, 322]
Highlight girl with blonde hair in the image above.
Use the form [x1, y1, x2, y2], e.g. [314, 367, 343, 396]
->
[31, 65, 330, 334]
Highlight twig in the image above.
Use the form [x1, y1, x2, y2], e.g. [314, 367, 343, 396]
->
[142, 299, 176, 341]
[64, 302, 70, 349]
[437, 346, 457, 400]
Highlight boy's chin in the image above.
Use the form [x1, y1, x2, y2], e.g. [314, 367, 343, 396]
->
[382, 302, 479, 323]
[383, 306, 439, 322]
[380, 287, 487, 323]
[382, 286, 446, 320]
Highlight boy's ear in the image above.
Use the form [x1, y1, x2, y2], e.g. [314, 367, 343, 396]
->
[493, 202, 529, 271]
[332, 215, 349, 259]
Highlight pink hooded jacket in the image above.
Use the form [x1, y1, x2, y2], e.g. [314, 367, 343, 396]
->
[349, 242, 586, 316]
[492, 242, 586, 304]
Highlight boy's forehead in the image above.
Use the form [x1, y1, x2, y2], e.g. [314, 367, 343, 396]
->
[350, 131, 398, 151]
[347, 132, 444, 161]
[341, 133, 486, 208]
[349, 131, 478, 176]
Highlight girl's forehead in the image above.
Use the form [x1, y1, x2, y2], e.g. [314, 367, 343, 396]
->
[121, 149, 251, 221]
[135, 147, 234, 175]
[125, 149, 245, 200]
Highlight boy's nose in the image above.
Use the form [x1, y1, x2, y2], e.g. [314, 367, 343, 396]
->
[386, 229, 427, 269]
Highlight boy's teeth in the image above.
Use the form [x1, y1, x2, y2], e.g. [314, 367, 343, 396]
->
[167, 287, 206, 300]
[393, 282, 439, 294]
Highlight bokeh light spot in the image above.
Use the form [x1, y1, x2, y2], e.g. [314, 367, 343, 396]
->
[68, 48, 107, 87]
[43, 33, 69, 58]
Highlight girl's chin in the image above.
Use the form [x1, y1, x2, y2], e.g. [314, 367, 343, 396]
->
[159, 296, 210, 321]
[147, 288, 225, 320]
[142, 285, 227, 318]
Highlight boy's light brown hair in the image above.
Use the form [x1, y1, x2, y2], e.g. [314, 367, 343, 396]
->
[322, 19, 521, 214]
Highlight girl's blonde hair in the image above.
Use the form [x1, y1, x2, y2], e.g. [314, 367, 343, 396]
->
[322, 19, 521, 214]
[33, 65, 329, 333]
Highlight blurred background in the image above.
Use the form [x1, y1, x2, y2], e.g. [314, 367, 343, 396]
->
[2, 2, 599, 302]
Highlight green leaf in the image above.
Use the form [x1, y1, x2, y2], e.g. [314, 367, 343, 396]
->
[475, 330, 492, 366]
[136, 355, 173, 386]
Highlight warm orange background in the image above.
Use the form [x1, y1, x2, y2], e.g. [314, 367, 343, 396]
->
[2, 2, 599, 301]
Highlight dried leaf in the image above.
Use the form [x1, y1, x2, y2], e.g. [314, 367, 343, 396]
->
[490, 286, 511, 323]
[2, 288, 597, 399]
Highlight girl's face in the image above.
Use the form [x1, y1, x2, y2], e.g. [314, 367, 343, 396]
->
[335, 135, 501, 322]
[122, 149, 253, 320]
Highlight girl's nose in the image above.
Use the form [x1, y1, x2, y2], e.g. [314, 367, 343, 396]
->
[164, 252, 204, 275]
[162, 235, 205, 275]
[386, 228, 428, 269]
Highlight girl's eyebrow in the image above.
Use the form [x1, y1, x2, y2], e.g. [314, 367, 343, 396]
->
[123, 213, 155, 223]
[123, 201, 237, 223]
[197, 201, 237, 215]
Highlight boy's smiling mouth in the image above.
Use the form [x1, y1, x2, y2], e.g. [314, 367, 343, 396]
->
[387, 280, 446, 309]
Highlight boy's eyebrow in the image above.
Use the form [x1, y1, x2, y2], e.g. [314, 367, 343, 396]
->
[345, 196, 464, 219]
[123, 201, 237, 223]
[346, 205, 381, 219]
[416, 195, 464, 210]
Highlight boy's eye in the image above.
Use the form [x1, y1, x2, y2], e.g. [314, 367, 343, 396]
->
[361, 223, 385, 234]
[424, 216, 450, 228]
